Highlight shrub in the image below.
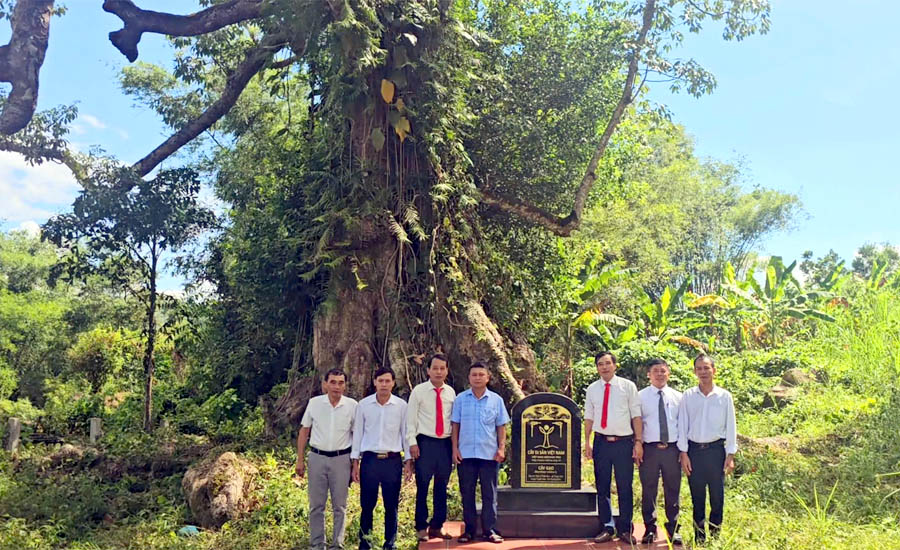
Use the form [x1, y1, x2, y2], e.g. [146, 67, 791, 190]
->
[0, 363, 17, 401]
[67, 326, 134, 393]
[571, 340, 693, 404]
[42, 378, 103, 435]
[614, 340, 693, 389]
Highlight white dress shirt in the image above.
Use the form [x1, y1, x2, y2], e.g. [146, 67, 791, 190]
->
[584, 375, 641, 436]
[639, 384, 682, 443]
[351, 393, 410, 459]
[677, 385, 738, 454]
[301, 394, 358, 452]
[406, 380, 456, 446]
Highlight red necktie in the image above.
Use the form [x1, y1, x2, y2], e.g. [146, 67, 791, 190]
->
[600, 382, 610, 430]
[434, 387, 444, 437]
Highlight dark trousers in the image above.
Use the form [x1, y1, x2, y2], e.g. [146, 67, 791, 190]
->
[459, 458, 499, 537]
[414, 435, 453, 531]
[593, 433, 634, 536]
[639, 444, 681, 537]
[359, 453, 402, 550]
[686, 443, 726, 541]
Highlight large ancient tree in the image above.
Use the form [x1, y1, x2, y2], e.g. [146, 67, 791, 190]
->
[0, 0, 769, 428]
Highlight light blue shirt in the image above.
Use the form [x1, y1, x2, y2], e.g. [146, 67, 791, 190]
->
[451, 388, 510, 460]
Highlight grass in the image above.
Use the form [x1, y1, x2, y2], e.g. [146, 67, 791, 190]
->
[4, 289, 900, 549]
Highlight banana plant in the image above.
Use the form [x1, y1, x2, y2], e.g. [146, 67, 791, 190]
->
[559, 262, 630, 396]
[634, 277, 707, 350]
[722, 257, 836, 348]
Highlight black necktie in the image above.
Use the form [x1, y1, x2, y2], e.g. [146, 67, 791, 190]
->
[658, 390, 669, 442]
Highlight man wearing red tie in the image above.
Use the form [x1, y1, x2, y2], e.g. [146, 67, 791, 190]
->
[584, 351, 643, 545]
[406, 353, 456, 541]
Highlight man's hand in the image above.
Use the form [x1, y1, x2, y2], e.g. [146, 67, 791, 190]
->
[632, 441, 643, 465]
[351, 460, 361, 484]
[494, 448, 505, 463]
[584, 444, 592, 461]
[680, 452, 692, 476]
[404, 461, 415, 481]
[453, 447, 463, 465]
[295, 460, 306, 478]
[409, 444, 420, 460]
[723, 455, 735, 475]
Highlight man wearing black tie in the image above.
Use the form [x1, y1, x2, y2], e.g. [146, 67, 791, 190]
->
[638, 359, 683, 546]
[678, 354, 738, 544]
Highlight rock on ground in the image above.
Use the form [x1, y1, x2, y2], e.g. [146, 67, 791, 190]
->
[182, 451, 258, 529]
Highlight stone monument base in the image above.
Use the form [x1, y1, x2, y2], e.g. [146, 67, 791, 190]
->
[496, 486, 607, 538]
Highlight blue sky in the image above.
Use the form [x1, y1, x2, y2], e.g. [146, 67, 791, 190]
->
[645, 0, 900, 264]
[1, 1, 898, 290]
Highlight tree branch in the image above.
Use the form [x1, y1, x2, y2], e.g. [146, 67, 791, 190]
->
[0, 0, 55, 135]
[131, 34, 287, 177]
[479, 0, 657, 237]
[103, 0, 265, 62]
[0, 139, 88, 183]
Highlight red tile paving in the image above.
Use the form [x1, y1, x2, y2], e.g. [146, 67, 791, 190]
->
[419, 521, 680, 550]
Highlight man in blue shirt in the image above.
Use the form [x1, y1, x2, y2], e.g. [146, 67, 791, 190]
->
[451, 362, 510, 544]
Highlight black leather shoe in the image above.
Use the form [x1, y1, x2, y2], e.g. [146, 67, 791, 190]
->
[593, 531, 614, 543]
[641, 530, 656, 544]
[669, 533, 683, 546]
[618, 533, 638, 545]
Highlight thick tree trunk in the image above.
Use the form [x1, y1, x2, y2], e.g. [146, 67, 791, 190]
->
[311, 236, 397, 398]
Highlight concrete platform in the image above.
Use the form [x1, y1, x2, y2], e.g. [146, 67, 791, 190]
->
[419, 521, 681, 549]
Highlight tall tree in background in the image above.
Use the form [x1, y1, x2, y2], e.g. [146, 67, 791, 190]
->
[43, 168, 215, 430]
[2, 0, 771, 428]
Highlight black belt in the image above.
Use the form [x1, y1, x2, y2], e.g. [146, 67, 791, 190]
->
[595, 433, 633, 442]
[311, 446, 352, 457]
[688, 439, 725, 450]
[363, 451, 402, 459]
[645, 442, 676, 449]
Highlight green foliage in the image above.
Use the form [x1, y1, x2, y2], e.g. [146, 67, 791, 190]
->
[722, 257, 835, 348]
[852, 242, 899, 280]
[0, 397, 42, 425]
[67, 326, 135, 393]
[0, 362, 16, 400]
[173, 389, 256, 439]
[0, 288, 70, 404]
[613, 340, 692, 387]
[42, 378, 103, 435]
[0, 230, 58, 293]
[575, 120, 802, 296]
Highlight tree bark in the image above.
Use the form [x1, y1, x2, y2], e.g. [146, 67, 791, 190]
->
[0, 0, 54, 135]
[103, 0, 264, 62]
[311, 237, 397, 398]
[142, 247, 159, 432]
[132, 33, 287, 177]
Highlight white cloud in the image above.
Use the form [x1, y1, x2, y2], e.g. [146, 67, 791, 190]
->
[0, 152, 79, 223]
[80, 114, 107, 130]
[16, 220, 41, 237]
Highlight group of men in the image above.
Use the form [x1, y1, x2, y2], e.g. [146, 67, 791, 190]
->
[586, 351, 737, 546]
[295, 355, 509, 550]
[294, 350, 737, 549]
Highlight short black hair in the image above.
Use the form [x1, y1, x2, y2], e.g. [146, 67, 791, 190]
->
[595, 351, 617, 365]
[428, 353, 449, 368]
[646, 358, 669, 369]
[323, 368, 346, 382]
[373, 366, 396, 380]
[693, 354, 715, 368]
[468, 362, 490, 374]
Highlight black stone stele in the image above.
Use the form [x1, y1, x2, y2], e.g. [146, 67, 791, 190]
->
[509, 392, 582, 489]
[496, 392, 604, 538]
